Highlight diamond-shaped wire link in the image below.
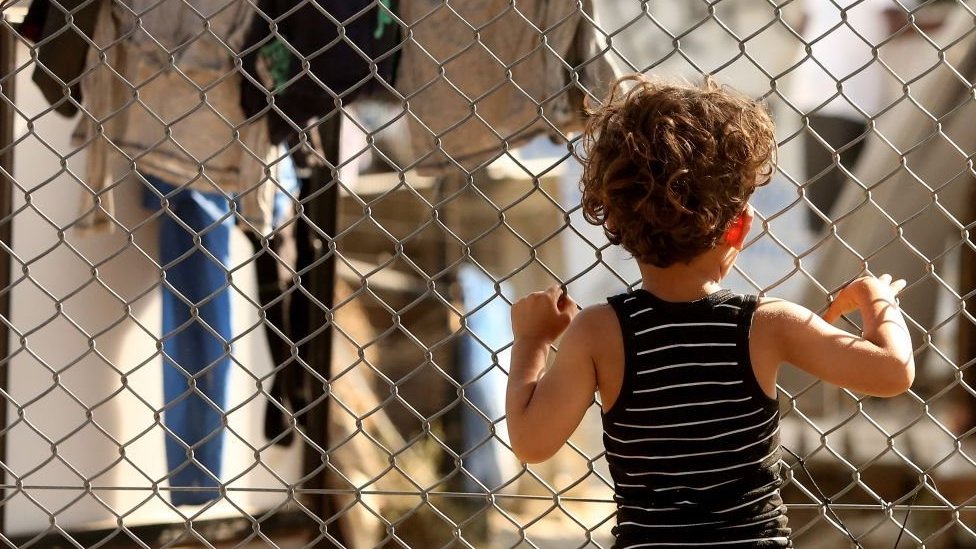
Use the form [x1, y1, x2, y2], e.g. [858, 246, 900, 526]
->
[1, 0, 976, 547]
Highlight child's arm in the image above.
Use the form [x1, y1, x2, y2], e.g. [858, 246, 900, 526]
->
[506, 286, 598, 463]
[755, 274, 915, 397]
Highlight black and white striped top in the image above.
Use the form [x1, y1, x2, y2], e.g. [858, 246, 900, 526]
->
[602, 288, 791, 548]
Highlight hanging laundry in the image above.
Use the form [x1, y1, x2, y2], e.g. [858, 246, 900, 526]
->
[16, 0, 50, 45]
[30, 0, 275, 232]
[253, 156, 339, 447]
[25, 0, 101, 117]
[246, 223, 303, 446]
[396, 0, 621, 175]
[239, 0, 401, 444]
[64, 0, 275, 237]
[143, 175, 235, 506]
[240, 157, 309, 447]
[240, 0, 401, 150]
[122, 1, 275, 224]
[49, 0, 283, 505]
[70, 0, 126, 234]
[123, 0, 270, 506]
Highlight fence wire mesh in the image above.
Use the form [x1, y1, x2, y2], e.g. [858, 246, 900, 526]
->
[0, 0, 975, 547]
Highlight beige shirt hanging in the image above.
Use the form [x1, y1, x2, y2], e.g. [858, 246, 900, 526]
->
[396, 0, 621, 175]
[73, 0, 276, 235]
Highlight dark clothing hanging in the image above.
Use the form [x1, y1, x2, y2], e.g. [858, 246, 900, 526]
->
[239, 0, 402, 440]
[240, 0, 401, 149]
[25, 0, 102, 117]
[245, 227, 307, 446]
[248, 167, 334, 446]
[17, 0, 50, 44]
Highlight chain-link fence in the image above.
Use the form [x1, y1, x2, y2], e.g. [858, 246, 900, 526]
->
[1, 0, 975, 547]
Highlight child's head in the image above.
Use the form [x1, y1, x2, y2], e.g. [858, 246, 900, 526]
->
[579, 74, 775, 268]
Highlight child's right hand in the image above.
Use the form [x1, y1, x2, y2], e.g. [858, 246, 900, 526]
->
[511, 286, 578, 344]
[823, 274, 906, 324]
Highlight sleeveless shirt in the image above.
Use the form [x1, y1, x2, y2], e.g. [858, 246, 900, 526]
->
[602, 288, 791, 548]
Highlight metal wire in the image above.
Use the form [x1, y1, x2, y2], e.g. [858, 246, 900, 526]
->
[1, 0, 975, 548]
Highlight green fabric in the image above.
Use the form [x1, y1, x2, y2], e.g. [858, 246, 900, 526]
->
[258, 39, 291, 92]
[375, 0, 394, 39]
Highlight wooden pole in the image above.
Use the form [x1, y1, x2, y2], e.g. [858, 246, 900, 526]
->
[959, 183, 976, 436]
[0, 14, 17, 535]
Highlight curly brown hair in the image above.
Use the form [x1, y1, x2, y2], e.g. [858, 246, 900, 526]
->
[579, 74, 775, 268]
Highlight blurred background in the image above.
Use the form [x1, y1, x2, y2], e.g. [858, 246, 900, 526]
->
[0, 0, 974, 547]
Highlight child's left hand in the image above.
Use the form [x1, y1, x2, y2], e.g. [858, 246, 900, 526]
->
[823, 273, 905, 324]
[511, 286, 578, 344]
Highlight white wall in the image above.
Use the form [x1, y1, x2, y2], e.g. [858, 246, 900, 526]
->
[4, 40, 301, 535]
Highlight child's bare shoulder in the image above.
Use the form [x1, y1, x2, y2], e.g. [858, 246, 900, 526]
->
[567, 303, 625, 404]
[575, 302, 617, 319]
[556, 303, 623, 361]
[754, 296, 821, 325]
[749, 296, 826, 384]
[752, 295, 834, 353]
[567, 303, 620, 339]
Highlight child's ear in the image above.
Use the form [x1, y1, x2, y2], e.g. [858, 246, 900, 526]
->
[725, 205, 754, 250]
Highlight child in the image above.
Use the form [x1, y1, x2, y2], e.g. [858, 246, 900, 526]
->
[505, 74, 914, 548]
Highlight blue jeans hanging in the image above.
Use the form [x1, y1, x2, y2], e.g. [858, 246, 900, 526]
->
[143, 175, 233, 506]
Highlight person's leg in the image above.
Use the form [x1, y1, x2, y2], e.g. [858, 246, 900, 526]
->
[146, 176, 234, 506]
